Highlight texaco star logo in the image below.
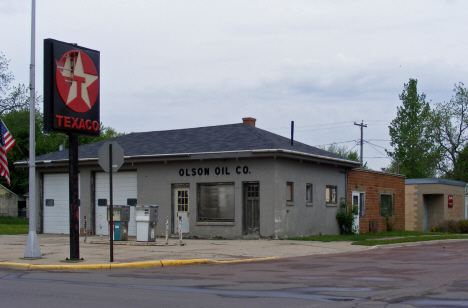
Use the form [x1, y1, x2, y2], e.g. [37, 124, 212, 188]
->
[55, 50, 99, 113]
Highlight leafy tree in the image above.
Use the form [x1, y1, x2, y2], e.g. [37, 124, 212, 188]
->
[0, 53, 38, 114]
[321, 142, 368, 167]
[1, 109, 124, 196]
[388, 79, 440, 178]
[450, 143, 468, 182]
[430, 83, 468, 179]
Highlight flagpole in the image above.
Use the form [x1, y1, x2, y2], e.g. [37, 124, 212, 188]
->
[24, 0, 41, 259]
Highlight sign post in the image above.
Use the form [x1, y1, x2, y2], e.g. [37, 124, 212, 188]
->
[99, 141, 124, 262]
[43, 39, 100, 261]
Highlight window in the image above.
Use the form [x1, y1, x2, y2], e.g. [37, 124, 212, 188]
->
[177, 190, 189, 212]
[380, 193, 393, 218]
[46, 199, 54, 207]
[198, 183, 234, 222]
[127, 198, 137, 206]
[98, 199, 107, 206]
[326, 185, 337, 204]
[286, 182, 294, 204]
[306, 183, 313, 205]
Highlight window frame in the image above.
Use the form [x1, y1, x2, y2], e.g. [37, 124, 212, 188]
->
[379, 193, 394, 218]
[286, 182, 294, 205]
[197, 182, 235, 222]
[306, 183, 313, 206]
[326, 185, 338, 205]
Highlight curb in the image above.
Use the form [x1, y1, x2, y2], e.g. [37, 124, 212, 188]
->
[0, 257, 278, 271]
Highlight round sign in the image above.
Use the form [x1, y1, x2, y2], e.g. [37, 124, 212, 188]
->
[55, 50, 99, 113]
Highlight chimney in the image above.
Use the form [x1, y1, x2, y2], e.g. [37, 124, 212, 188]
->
[242, 117, 256, 127]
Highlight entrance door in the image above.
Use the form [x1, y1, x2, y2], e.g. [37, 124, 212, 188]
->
[243, 183, 260, 235]
[174, 188, 189, 234]
[352, 191, 364, 234]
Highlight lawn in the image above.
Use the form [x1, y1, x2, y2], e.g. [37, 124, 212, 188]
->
[291, 230, 468, 246]
[0, 217, 29, 235]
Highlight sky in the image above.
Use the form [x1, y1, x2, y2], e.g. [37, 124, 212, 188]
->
[1, 0, 467, 171]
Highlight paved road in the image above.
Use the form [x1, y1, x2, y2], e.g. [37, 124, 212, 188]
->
[1, 240, 468, 307]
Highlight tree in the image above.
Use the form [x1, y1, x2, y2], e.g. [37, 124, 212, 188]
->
[388, 79, 440, 178]
[321, 143, 367, 167]
[430, 83, 468, 179]
[0, 53, 37, 114]
[450, 143, 468, 182]
[1, 110, 124, 196]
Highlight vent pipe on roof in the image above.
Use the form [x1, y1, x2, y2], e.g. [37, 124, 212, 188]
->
[242, 117, 256, 127]
[291, 121, 294, 146]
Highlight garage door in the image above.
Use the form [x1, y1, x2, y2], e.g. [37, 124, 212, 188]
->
[43, 173, 80, 234]
[95, 172, 137, 236]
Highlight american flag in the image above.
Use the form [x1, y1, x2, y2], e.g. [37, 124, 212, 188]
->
[0, 119, 16, 185]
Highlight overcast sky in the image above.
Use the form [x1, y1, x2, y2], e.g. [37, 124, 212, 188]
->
[1, 1, 467, 170]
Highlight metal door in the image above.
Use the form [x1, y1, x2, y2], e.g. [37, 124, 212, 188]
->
[243, 183, 260, 235]
[174, 188, 189, 234]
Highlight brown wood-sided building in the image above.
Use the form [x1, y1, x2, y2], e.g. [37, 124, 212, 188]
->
[347, 168, 406, 233]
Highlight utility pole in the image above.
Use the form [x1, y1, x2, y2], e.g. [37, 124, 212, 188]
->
[354, 120, 367, 166]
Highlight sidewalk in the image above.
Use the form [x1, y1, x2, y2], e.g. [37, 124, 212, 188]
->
[0, 234, 371, 270]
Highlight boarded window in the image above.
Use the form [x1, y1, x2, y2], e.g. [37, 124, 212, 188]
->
[98, 199, 107, 206]
[198, 183, 234, 222]
[286, 182, 294, 202]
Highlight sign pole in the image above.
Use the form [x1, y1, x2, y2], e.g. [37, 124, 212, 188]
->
[109, 143, 114, 262]
[24, 0, 41, 259]
[68, 134, 80, 260]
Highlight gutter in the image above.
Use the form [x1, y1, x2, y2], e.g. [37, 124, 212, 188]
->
[251, 149, 361, 166]
[15, 148, 360, 168]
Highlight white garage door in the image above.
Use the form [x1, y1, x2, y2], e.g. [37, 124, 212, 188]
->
[43, 173, 80, 234]
[95, 172, 137, 236]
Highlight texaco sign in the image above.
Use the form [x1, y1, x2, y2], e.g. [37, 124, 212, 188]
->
[44, 39, 100, 136]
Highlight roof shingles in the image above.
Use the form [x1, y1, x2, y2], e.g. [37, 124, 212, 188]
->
[30, 123, 358, 165]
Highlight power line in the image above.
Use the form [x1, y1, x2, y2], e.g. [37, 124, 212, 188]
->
[314, 140, 358, 147]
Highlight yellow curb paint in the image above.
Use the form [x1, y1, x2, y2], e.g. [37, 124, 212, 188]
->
[215, 257, 278, 264]
[0, 256, 277, 270]
[111, 261, 163, 269]
[0, 262, 31, 269]
[29, 264, 111, 270]
[160, 259, 215, 266]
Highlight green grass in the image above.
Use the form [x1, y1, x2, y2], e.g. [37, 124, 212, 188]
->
[292, 231, 441, 242]
[0, 217, 29, 235]
[353, 234, 468, 246]
[291, 230, 468, 246]
[0, 217, 29, 225]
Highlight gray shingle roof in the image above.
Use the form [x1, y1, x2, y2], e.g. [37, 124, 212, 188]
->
[23, 123, 359, 165]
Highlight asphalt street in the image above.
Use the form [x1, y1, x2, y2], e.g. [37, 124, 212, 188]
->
[1, 239, 468, 307]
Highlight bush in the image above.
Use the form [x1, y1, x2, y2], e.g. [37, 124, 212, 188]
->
[431, 219, 468, 233]
[336, 198, 357, 235]
[457, 220, 468, 233]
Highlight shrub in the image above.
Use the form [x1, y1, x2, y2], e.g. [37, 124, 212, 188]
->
[432, 219, 464, 233]
[336, 198, 357, 235]
[457, 220, 468, 234]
